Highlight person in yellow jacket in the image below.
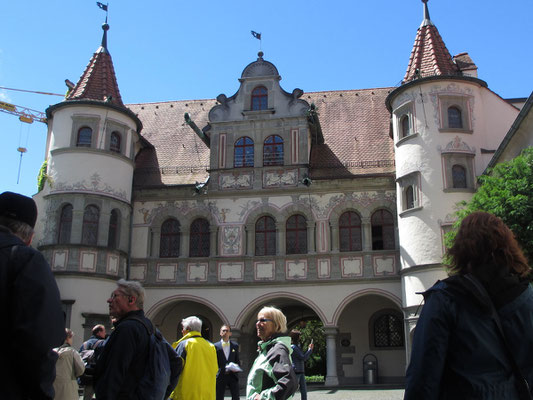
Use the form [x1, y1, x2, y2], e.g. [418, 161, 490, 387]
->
[170, 316, 218, 400]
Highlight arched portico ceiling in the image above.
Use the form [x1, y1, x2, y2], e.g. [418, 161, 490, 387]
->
[332, 288, 402, 326]
[145, 293, 229, 325]
[234, 291, 327, 329]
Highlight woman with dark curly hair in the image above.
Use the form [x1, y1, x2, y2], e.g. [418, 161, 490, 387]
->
[405, 211, 533, 400]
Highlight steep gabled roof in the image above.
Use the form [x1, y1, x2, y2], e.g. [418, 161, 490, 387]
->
[66, 23, 124, 107]
[403, 0, 460, 83]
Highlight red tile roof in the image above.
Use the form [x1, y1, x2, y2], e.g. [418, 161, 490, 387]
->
[128, 87, 395, 187]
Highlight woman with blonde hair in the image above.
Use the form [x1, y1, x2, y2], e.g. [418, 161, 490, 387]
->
[405, 212, 533, 399]
[53, 328, 85, 399]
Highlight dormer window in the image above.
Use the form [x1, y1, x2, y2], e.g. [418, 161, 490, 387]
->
[447, 106, 463, 129]
[110, 131, 121, 153]
[77, 127, 92, 147]
[263, 135, 284, 166]
[234, 136, 254, 167]
[251, 86, 268, 110]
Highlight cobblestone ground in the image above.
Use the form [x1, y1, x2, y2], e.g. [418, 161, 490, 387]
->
[222, 387, 405, 399]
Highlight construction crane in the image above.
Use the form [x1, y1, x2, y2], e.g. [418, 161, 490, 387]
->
[0, 101, 47, 124]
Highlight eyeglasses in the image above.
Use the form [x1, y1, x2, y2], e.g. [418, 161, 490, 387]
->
[109, 292, 128, 300]
[256, 318, 273, 324]
[221, 329, 229, 332]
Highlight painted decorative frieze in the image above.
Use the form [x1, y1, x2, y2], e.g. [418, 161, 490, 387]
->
[156, 264, 177, 282]
[286, 260, 307, 280]
[52, 250, 68, 270]
[219, 172, 253, 190]
[51, 172, 128, 201]
[218, 262, 244, 281]
[317, 259, 331, 279]
[263, 169, 298, 188]
[79, 251, 97, 272]
[373, 255, 396, 275]
[341, 257, 364, 278]
[254, 261, 275, 280]
[438, 136, 475, 154]
[130, 264, 147, 281]
[106, 254, 119, 275]
[220, 225, 242, 256]
[187, 263, 208, 282]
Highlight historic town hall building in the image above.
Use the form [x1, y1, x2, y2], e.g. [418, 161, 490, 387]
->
[33, 0, 530, 385]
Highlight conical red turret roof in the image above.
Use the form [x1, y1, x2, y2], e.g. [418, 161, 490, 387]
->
[66, 23, 124, 107]
[403, 0, 460, 84]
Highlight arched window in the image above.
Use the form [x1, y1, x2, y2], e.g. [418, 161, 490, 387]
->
[448, 106, 463, 129]
[452, 164, 467, 188]
[400, 114, 410, 138]
[405, 186, 415, 209]
[81, 205, 99, 245]
[160, 218, 180, 258]
[189, 218, 210, 257]
[373, 312, 404, 348]
[58, 204, 73, 244]
[263, 135, 284, 166]
[234, 137, 254, 167]
[255, 216, 276, 256]
[77, 127, 92, 147]
[371, 209, 395, 250]
[251, 86, 268, 110]
[108, 209, 119, 249]
[110, 131, 121, 153]
[286, 214, 307, 254]
[339, 211, 362, 252]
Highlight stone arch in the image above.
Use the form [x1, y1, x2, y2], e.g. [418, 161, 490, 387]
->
[244, 203, 282, 226]
[278, 202, 315, 223]
[332, 288, 402, 326]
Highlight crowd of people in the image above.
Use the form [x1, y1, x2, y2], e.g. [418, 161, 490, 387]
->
[3, 189, 533, 400]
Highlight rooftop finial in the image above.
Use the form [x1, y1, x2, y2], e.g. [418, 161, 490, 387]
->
[100, 23, 110, 53]
[420, 0, 434, 27]
[258, 51, 264, 60]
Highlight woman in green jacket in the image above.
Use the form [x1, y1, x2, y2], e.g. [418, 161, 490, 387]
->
[247, 306, 297, 400]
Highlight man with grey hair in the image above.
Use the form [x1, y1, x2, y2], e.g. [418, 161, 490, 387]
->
[170, 316, 218, 399]
[95, 279, 181, 399]
[0, 191, 65, 399]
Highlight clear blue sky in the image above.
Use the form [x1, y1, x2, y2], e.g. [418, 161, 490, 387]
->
[1, 0, 532, 197]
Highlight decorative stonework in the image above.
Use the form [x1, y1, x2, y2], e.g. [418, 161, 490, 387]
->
[317, 259, 331, 279]
[187, 263, 208, 282]
[438, 136, 476, 154]
[130, 264, 147, 281]
[107, 254, 119, 275]
[137, 200, 198, 225]
[52, 250, 68, 270]
[254, 261, 275, 280]
[80, 251, 97, 272]
[51, 172, 128, 201]
[156, 264, 177, 282]
[218, 262, 244, 281]
[220, 226, 242, 256]
[373, 255, 396, 275]
[263, 169, 298, 188]
[429, 84, 475, 127]
[341, 257, 363, 277]
[219, 172, 253, 190]
[286, 260, 307, 280]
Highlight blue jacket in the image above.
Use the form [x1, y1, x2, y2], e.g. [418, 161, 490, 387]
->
[290, 344, 312, 374]
[405, 276, 533, 400]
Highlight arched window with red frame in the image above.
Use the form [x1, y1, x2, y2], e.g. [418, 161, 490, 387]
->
[81, 205, 99, 245]
[339, 211, 362, 252]
[189, 218, 210, 257]
[371, 209, 395, 250]
[263, 135, 284, 166]
[234, 137, 254, 167]
[160, 218, 180, 257]
[255, 216, 276, 256]
[58, 204, 73, 244]
[286, 214, 307, 254]
[251, 86, 268, 110]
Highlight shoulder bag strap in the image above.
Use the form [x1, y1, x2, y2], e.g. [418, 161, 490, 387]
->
[464, 274, 533, 400]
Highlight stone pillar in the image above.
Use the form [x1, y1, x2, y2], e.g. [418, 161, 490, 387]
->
[362, 217, 372, 251]
[307, 221, 316, 253]
[324, 327, 339, 386]
[209, 225, 218, 256]
[330, 221, 339, 252]
[181, 227, 190, 258]
[246, 223, 254, 256]
[276, 222, 285, 255]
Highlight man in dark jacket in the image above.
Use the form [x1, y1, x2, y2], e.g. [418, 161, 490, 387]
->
[0, 191, 66, 399]
[215, 324, 241, 400]
[95, 279, 181, 399]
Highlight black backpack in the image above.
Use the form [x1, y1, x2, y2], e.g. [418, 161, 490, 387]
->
[127, 316, 181, 400]
[79, 339, 105, 386]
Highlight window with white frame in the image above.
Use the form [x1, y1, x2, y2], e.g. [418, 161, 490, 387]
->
[439, 95, 472, 132]
[397, 171, 421, 213]
[394, 102, 415, 143]
[441, 153, 475, 191]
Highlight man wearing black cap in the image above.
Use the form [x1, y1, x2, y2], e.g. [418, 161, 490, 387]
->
[0, 191, 66, 399]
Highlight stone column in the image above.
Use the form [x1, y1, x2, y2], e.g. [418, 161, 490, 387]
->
[209, 225, 218, 256]
[276, 222, 285, 255]
[324, 327, 339, 386]
[362, 217, 372, 251]
[181, 227, 190, 258]
[245, 223, 254, 256]
[307, 221, 316, 253]
[330, 221, 339, 252]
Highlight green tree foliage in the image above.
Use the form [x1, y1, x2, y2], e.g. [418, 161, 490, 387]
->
[445, 147, 533, 262]
[289, 319, 326, 376]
